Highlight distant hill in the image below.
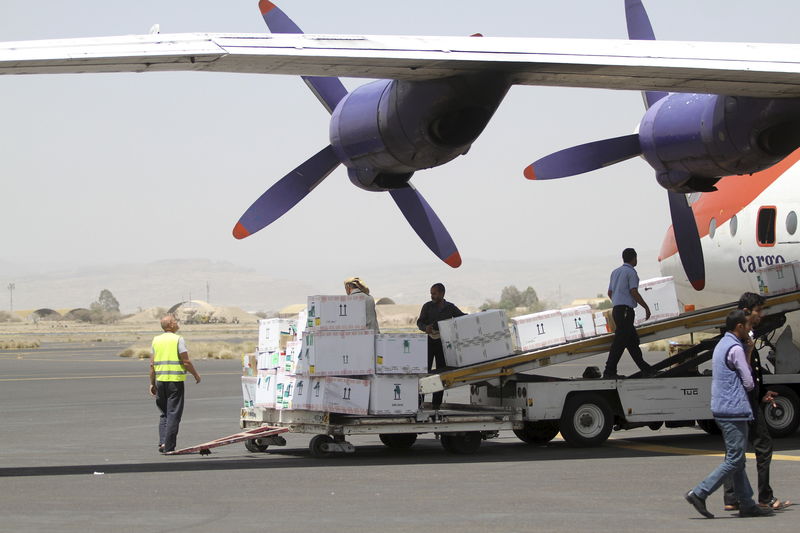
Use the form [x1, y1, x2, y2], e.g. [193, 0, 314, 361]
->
[0, 252, 664, 314]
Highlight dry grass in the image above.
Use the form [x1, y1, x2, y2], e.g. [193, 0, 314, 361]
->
[118, 341, 257, 360]
[0, 339, 40, 350]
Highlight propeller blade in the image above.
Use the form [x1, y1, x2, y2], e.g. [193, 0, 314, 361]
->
[667, 190, 706, 290]
[233, 145, 340, 239]
[624, 0, 668, 108]
[524, 134, 641, 180]
[258, 1, 347, 113]
[389, 185, 461, 268]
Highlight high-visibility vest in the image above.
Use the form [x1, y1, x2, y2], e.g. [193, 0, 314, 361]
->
[152, 332, 186, 382]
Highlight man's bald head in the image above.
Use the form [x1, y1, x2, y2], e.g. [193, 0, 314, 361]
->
[161, 315, 178, 332]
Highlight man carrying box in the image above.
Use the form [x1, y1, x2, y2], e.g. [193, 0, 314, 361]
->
[416, 283, 466, 409]
[603, 248, 653, 379]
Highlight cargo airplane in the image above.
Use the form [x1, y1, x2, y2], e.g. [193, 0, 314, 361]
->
[2, 1, 800, 278]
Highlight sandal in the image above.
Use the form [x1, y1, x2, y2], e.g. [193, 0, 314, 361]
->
[759, 498, 792, 510]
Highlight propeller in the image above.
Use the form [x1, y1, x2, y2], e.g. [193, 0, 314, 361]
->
[523, 0, 705, 290]
[234, 1, 462, 268]
[389, 185, 462, 267]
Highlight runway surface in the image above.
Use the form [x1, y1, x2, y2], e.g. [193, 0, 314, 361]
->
[2, 342, 799, 532]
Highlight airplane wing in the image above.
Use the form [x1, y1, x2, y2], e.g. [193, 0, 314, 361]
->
[1, 32, 800, 97]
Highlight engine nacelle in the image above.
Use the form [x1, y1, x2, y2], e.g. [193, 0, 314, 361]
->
[329, 76, 510, 191]
[638, 93, 800, 192]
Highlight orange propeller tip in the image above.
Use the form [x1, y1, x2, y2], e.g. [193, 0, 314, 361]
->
[258, 0, 277, 14]
[444, 252, 462, 268]
[690, 279, 706, 291]
[232, 222, 251, 240]
[523, 165, 536, 180]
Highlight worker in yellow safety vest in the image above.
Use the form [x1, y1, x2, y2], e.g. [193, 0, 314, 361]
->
[149, 314, 201, 453]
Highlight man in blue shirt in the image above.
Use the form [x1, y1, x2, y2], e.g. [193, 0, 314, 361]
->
[603, 248, 653, 379]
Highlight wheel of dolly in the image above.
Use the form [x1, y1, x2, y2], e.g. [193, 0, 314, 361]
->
[309, 434, 334, 458]
[244, 438, 269, 453]
[440, 432, 482, 454]
[513, 421, 560, 444]
[379, 433, 417, 449]
[764, 385, 800, 438]
[559, 393, 613, 447]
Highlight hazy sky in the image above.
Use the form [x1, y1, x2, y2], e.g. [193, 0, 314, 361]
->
[1, 0, 799, 284]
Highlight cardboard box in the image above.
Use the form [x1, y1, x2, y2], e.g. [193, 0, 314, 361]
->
[242, 353, 258, 376]
[306, 294, 367, 331]
[282, 340, 303, 374]
[511, 310, 567, 352]
[368, 375, 419, 415]
[757, 262, 798, 295]
[438, 310, 514, 367]
[275, 372, 311, 410]
[258, 318, 297, 353]
[560, 305, 595, 342]
[307, 377, 371, 415]
[241, 376, 257, 408]
[375, 333, 428, 374]
[254, 369, 277, 408]
[297, 308, 308, 341]
[257, 350, 280, 370]
[303, 329, 375, 376]
[634, 276, 681, 325]
[593, 311, 611, 335]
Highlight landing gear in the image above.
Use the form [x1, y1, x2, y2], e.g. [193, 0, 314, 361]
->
[765, 386, 800, 438]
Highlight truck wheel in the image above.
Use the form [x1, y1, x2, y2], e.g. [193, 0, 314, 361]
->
[244, 438, 269, 453]
[440, 432, 482, 454]
[514, 421, 560, 444]
[696, 419, 721, 435]
[764, 386, 800, 438]
[309, 434, 334, 458]
[560, 393, 613, 447]
[379, 433, 417, 449]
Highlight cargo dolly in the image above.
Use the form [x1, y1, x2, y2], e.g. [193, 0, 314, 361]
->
[180, 291, 800, 455]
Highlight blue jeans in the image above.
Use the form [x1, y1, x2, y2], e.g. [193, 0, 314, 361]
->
[692, 419, 756, 508]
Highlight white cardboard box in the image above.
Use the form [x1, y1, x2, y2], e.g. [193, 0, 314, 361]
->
[258, 318, 296, 353]
[375, 333, 428, 374]
[307, 377, 371, 415]
[560, 305, 596, 342]
[254, 369, 277, 408]
[511, 310, 566, 352]
[593, 311, 610, 335]
[303, 329, 375, 376]
[757, 262, 798, 296]
[275, 373, 311, 410]
[437, 310, 514, 367]
[634, 276, 681, 325]
[283, 340, 303, 374]
[368, 375, 419, 415]
[296, 308, 308, 341]
[241, 376, 257, 408]
[257, 350, 280, 370]
[306, 294, 367, 331]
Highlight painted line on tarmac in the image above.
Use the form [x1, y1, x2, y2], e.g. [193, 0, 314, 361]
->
[0, 372, 241, 382]
[608, 439, 800, 462]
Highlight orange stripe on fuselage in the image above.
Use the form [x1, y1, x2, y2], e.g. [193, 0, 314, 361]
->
[658, 149, 800, 262]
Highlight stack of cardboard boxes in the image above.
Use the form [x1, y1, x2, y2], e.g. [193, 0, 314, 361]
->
[242, 294, 428, 416]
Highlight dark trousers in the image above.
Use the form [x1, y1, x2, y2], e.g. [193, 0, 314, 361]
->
[427, 338, 446, 408]
[723, 403, 774, 505]
[604, 305, 651, 376]
[156, 381, 185, 452]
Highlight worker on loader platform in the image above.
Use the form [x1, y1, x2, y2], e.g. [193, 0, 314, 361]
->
[149, 314, 201, 454]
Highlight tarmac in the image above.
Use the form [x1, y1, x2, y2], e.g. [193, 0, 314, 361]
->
[2, 341, 799, 532]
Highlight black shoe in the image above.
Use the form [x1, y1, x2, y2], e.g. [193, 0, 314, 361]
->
[738, 505, 775, 518]
[158, 444, 165, 454]
[685, 491, 714, 518]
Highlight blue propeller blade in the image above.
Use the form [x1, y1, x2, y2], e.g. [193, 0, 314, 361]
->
[667, 190, 705, 290]
[233, 145, 340, 239]
[389, 185, 462, 268]
[624, 0, 668, 109]
[259, 1, 348, 114]
[525, 134, 641, 180]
